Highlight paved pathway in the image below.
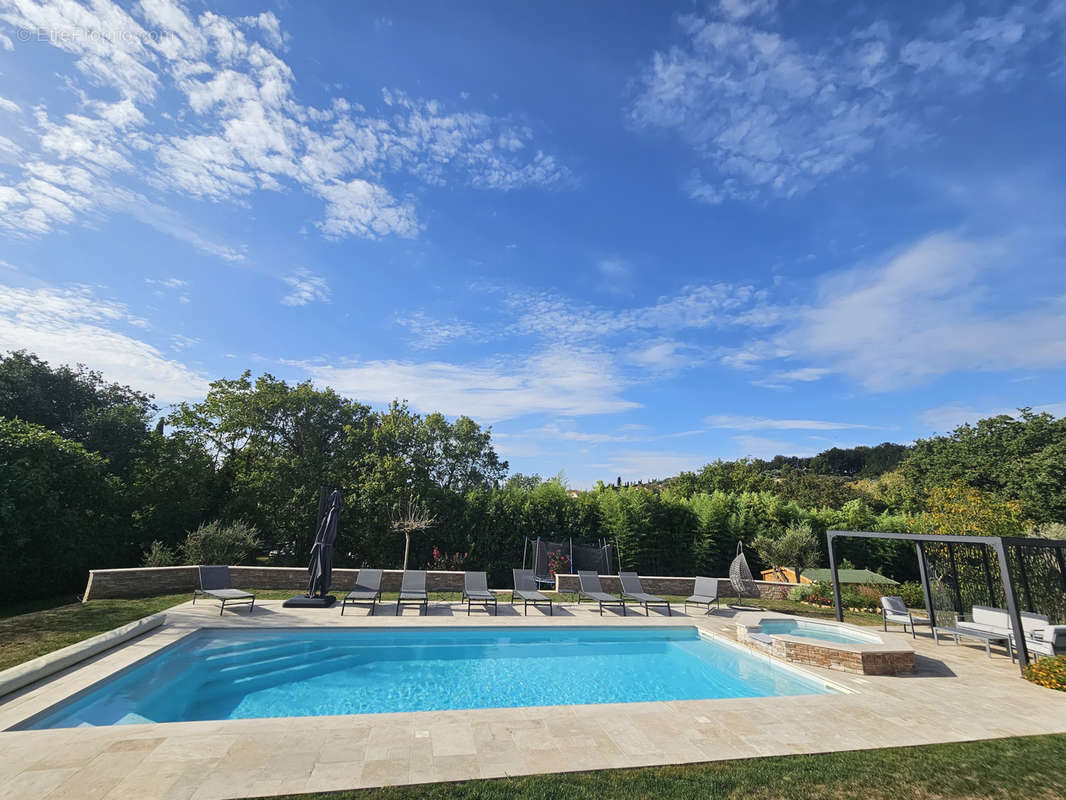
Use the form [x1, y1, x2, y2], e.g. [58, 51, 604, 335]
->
[1, 599, 1064, 800]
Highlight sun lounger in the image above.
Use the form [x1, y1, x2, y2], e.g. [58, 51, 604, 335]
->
[881, 595, 931, 637]
[193, 566, 255, 615]
[619, 572, 671, 616]
[395, 570, 428, 615]
[577, 571, 627, 616]
[684, 576, 720, 614]
[463, 571, 498, 615]
[511, 569, 553, 615]
[341, 568, 382, 616]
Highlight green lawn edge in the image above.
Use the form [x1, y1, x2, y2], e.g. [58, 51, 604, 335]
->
[252, 733, 1066, 800]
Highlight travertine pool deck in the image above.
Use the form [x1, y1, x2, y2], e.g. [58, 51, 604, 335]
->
[2, 599, 1065, 800]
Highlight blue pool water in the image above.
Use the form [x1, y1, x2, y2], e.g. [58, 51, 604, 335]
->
[757, 619, 878, 645]
[20, 627, 832, 729]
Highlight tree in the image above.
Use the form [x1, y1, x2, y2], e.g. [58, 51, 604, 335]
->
[0, 350, 155, 476]
[0, 418, 125, 599]
[168, 372, 373, 559]
[753, 522, 820, 583]
[391, 496, 437, 569]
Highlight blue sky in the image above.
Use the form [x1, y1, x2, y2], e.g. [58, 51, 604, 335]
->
[1, 0, 1065, 487]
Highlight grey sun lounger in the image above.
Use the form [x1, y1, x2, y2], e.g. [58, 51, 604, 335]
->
[511, 569, 553, 615]
[463, 571, 498, 615]
[685, 576, 720, 614]
[193, 565, 255, 615]
[619, 572, 671, 616]
[341, 568, 382, 616]
[395, 569, 428, 615]
[577, 571, 627, 616]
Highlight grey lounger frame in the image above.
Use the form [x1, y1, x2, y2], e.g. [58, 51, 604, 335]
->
[463, 571, 498, 615]
[193, 565, 255, 615]
[395, 570, 428, 615]
[685, 576, 720, 614]
[341, 568, 382, 615]
[619, 572, 671, 616]
[577, 571, 627, 616]
[511, 569, 553, 615]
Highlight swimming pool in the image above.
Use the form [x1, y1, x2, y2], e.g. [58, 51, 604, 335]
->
[757, 619, 882, 645]
[19, 627, 833, 729]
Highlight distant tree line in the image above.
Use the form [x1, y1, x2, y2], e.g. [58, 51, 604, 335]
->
[1, 350, 1063, 600]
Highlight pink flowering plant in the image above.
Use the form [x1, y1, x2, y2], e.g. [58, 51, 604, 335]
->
[547, 549, 570, 577]
[426, 547, 468, 571]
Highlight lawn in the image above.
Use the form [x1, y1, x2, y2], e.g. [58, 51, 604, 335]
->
[253, 733, 1066, 800]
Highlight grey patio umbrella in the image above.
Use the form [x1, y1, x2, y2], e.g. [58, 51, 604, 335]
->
[307, 489, 341, 599]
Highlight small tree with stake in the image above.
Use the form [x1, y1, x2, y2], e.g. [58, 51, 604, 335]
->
[753, 521, 820, 584]
[391, 496, 437, 570]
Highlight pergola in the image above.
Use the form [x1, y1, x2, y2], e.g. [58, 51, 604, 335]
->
[826, 530, 1066, 674]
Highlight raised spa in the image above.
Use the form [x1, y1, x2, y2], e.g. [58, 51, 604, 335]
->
[18, 626, 836, 730]
[736, 613, 914, 675]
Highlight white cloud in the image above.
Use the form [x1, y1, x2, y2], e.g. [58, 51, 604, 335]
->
[281, 269, 331, 306]
[919, 401, 1066, 432]
[625, 338, 701, 372]
[394, 311, 481, 349]
[296, 345, 640, 422]
[733, 435, 817, 460]
[630, 4, 1062, 201]
[706, 414, 875, 431]
[0, 96, 19, 113]
[0, 0, 569, 253]
[0, 283, 209, 402]
[590, 450, 705, 482]
[771, 233, 1066, 389]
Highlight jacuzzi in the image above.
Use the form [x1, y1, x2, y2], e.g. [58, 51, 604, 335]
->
[735, 612, 914, 675]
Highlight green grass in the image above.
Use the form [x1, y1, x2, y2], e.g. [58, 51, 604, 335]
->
[253, 734, 1066, 800]
[0, 593, 193, 672]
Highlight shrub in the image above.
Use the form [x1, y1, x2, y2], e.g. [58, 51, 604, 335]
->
[182, 520, 261, 565]
[788, 584, 814, 601]
[805, 581, 834, 605]
[142, 540, 179, 567]
[1024, 656, 1066, 692]
[426, 547, 468, 571]
[898, 580, 925, 608]
[840, 587, 878, 610]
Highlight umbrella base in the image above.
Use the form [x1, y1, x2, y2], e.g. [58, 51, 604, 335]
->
[282, 595, 337, 608]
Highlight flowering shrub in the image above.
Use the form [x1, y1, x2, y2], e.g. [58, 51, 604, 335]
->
[1024, 656, 1066, 692]
[547, 549, 570, 576]
[426, 547, 468, 571]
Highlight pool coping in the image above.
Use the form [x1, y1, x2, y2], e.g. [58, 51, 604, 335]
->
[2, 600, 1065, 800]
[5, 620, 846, 731]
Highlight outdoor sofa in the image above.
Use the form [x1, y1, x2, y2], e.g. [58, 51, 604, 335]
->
[953, 605, 1066, 660]
[340, 568, 382, 616]
[395, 570, 428, 615]
[618, 572, 671, 616]
[511, 569, 553, 615]
[577, 571, 627, 616]
[684, 576, 721, 614]
[193, 565, 255, 615]
[463, 571, 498, 615]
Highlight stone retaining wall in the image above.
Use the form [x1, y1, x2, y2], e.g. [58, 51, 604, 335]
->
[553, 574, 799, 599]
[82, 566, 469, 601]
[83, 567, 801, 602]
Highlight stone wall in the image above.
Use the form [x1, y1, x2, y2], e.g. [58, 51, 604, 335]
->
[770, 638, 914, 675]
[82, 567, 801, 602]
[82, 566, 469, 601]
[553, 574, 799, 599]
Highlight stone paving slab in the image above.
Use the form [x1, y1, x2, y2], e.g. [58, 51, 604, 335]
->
[1, 599, 1065, 800]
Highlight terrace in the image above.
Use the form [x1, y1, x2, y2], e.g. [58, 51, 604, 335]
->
[1, 563, 1065, 800]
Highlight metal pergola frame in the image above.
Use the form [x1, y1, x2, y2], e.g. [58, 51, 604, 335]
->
[827, 530, 1066, 674]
